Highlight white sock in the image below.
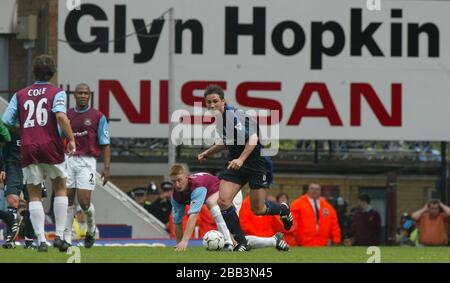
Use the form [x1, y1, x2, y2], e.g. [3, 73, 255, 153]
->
[64, 206, 74, 244]
[53, 196, 68, 238]
[245, 236, 276, 249]
[83, 203, 96, 234]
[28, 201, 47, 244]
[210, 205, 233, 245]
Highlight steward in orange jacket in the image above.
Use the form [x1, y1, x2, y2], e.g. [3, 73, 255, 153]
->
[291, 193, 341, 246]
[240, 196, 276, 237]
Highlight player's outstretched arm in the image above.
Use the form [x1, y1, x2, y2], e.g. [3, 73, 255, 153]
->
[198, 144, 226, 161]
[175, 213, 200, 252]
[56, 112, 76, 154]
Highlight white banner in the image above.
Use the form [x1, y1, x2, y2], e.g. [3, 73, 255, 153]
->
[58, 0, 450, 140]
[0, 0, 17, 34]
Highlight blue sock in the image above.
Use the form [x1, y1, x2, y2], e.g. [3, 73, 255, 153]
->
[264, 200, 288, 216]
[221, 206, 247, 245]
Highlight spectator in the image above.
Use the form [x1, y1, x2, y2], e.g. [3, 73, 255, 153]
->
[332, 197, 352, 245]
[350, 194, 381, 246]
[290, 183, 341, 246]
[240, 195, 276, 237]
[276, 193, 289, 205]
[147, 181, 173, 225]
[411, 200, 450, 246]
[72, 205, 99, 241]
[398, 212, 417, 246]
[144, 182, 160, 208]
[128, 187, 147, 206]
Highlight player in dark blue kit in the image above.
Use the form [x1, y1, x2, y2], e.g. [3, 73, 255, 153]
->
[198, 85, 294, 252]
[0, 129, 46, 249]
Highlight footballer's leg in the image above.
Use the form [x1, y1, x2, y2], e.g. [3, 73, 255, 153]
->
[49, 163, 70, 252]
[248, 160, 293, 231]
[249, 189, 293, 231]
[63, 188, 76, 245]
[2, 193, 22, 249]
[2, 162, 25, 249]
[24, 164, 48, 252]
[22, 187, 37, 249]
[22, 210, 37, 249]
[64, 156, 76, 245]
[217, 180, 250, 252]
[28, 184, 48, 252]
[245, 233, 289, 251]
[206, 191, 233, 251]
[78, 189, 96, 248]
[77, 157, 97, 249]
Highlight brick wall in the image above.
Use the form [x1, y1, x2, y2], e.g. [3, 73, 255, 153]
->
[10, 0, 58, 92]
[111, 173, 438, 222]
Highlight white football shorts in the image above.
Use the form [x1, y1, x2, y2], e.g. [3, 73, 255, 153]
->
[23, 162, 67, 185]
[66, 155, 97, 190]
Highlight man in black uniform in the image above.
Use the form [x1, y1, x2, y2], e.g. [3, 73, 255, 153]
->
[0, 129, 46, 249]
[198, 85, 294, 251]
[147, 181, 173, 225]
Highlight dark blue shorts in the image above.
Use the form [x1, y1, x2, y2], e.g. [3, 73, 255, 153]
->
[4, 162, 25, 198]
[219, 156, 273, 189]
[4, 162, 47, 201]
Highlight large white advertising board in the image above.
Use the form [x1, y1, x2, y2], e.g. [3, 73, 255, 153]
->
[58, 0, 450, 140]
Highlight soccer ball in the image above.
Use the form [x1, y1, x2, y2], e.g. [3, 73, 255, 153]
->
[202, 230, 225, 251]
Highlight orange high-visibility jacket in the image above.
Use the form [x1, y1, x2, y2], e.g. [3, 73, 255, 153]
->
[240, 196, 276, 237]
[290, 195, 341, 246]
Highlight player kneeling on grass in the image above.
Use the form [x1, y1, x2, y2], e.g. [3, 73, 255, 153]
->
[170, 164, 289, 252]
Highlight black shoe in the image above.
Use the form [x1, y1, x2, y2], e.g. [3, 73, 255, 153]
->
[233, 243, 251, 252]
[5, 213, 23, 245]
[24, 240, 37, 250]
[38, 242, 48, 252]
[59, 241, 71, 252]
[280, 203, 294, 231]
[273, 232, 289, 251]
[84, 232, 95, 249]
[53, 236, 64, 248]
[54, 236, 71, 252]
[2, 241, 15, 249]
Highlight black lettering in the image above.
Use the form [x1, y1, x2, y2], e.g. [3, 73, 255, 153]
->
[225, 7, 266, 55]
[133, 19, 165, 63]
[408, 23, 439, 57]
[351, 9, 383, 57]
[311, 21, 345, 69]
[114, 5, 126, 53]
[391, 9, 402, 57]
[272, 21, 305, 56]
[65, 3, 109, 53]
[175, 19, 203, 54]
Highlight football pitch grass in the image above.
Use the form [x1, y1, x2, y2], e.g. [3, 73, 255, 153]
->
[1, 246, 450, 263]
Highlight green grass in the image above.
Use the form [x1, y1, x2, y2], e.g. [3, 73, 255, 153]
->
[1, 246, 450, 263]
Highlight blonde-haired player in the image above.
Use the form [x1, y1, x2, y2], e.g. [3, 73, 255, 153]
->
[170, 164, 288, 252]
